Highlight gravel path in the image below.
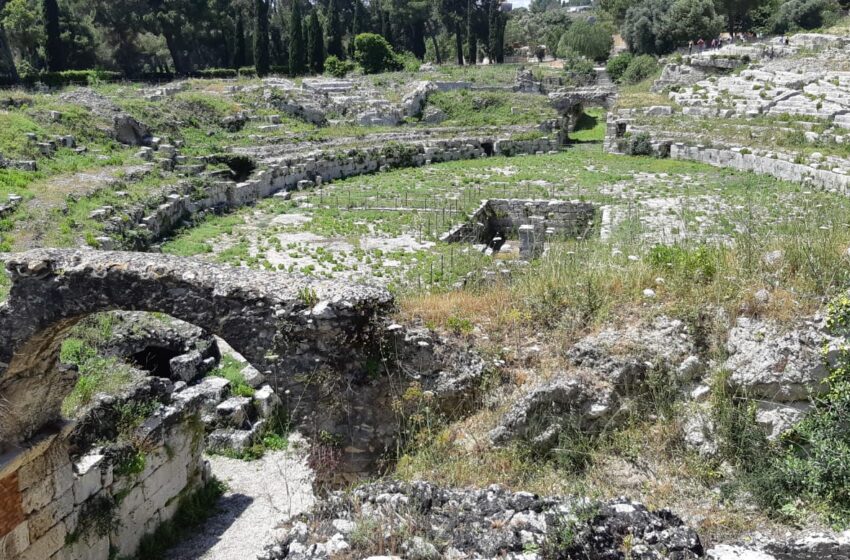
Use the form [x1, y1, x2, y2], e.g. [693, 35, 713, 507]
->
[167, 440, 315, 560]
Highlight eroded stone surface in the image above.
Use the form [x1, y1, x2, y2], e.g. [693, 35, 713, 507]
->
[260, 480, 704, 560]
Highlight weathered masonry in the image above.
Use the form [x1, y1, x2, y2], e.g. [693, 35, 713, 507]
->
[0, 249, 390, 559]
[0, 249, 483, 558]
[441, 198, 597, 258]
[93, 135, 563, 249]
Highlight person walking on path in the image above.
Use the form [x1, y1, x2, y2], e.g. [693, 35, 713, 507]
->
[697, 38, 705, 52]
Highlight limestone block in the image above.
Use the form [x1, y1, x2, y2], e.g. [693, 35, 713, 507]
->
[27, 488, 72, 541]
[0, 522, 30, 558]
[254, 385, 282, 418]
[21, 476, 54, 515]
[240, 365, 265, 388]
[216, 397, 252, 429]
[111, 510, 160, 559]
[72, 453, 104, 505]
[19, 520, 65, 560]
[53, 534, 110, 560]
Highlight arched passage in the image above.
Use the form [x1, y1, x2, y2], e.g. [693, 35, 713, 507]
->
[0, 249, 393, 452]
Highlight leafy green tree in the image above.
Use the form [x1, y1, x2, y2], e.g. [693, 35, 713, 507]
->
[598, 0, 631, 25]
[254, 0, 269, 75]
[353, 32, 400, 73]
[326, 0, 344, 58]
[0, 0, 18, 83]
[558, 18, 613, 62]
[270, 24, 287, 69]
[772, 0, 840, 33]
[306, 9, 324, 74]
[529, 0, 559, 13]
[288, 0, 306, 75]
[437, 0, 466, 64]
[622, 0, 673, 55]
[487, 0, 497, 62]
[2, 0, 44, 70]
[42, 0, 61, 70]
[605, 52, 632, 82]
[666, 0, 723, 44]
[59, 7, 98, 70]
[561, 47, 595, 86]
[714, 0, 769, 36]
[620, 53, 658, 84]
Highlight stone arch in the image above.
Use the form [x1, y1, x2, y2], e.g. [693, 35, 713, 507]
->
[0, 249, 393, 453]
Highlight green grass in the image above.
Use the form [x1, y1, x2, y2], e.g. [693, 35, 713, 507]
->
[209, 354, 255, 397]
[570, 109, 606, 143]
[428, 90, 557, 127]
[60, 337, 142, 417]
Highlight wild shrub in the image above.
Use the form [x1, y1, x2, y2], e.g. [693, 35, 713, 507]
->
[605, 53, 633, 83]
[626, 132, 654, 156]
[561, 48, 596, 87]
[620, 55, 658, 86]
[324, 55, 356, 78]
[354, 33, 402, 74]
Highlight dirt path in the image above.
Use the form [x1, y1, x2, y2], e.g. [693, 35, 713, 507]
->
[167, 440, 315, 560]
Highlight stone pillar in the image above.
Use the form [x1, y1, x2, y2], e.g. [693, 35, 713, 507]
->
[519, 224, 542, 260]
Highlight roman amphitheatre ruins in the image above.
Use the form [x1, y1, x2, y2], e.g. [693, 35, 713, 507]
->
[2, 13, 850, 560]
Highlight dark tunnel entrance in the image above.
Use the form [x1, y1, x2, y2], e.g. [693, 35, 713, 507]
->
[129, 346, 183, 377]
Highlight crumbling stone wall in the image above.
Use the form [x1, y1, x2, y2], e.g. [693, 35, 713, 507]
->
[0, 249, 392, 452]
[96, 135, 561, 248]
[0, 379, 207, 560]
[0, 249, 484, 488]
[441, 198, 596, 246]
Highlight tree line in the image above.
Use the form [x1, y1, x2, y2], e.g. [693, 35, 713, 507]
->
[0, 0, 512, 83]
[599, 0, 848, 55]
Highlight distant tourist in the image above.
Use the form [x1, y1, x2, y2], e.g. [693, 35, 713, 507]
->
[697, 38, 705, 52]
[688, 40, 693, 55]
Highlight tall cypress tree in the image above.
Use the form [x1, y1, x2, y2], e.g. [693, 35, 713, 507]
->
[326, 0, 344, 59]
[487, 0, 498, 64]
[254, 0, 270, 76]
[306, 10, 325, 74]
[235, 13, 247, 68]
[288, 0, 306, 75]
[43, 0, 62, 71]
[466, 0, 476, 65]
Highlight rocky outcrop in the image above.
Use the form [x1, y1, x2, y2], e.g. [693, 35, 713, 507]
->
[491, 317, 702, 451]
[401, 81, 437, 119]
[59, 88, 152, 146]
[652, 63, 710, 93]
[707, 532, 850, 560]
[489, 377, 616, 450]
[724, 316, 841, 439]
[260, 480, 704, 560]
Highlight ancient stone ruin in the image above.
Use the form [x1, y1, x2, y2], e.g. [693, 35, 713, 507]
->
[441, 199, 596, 259]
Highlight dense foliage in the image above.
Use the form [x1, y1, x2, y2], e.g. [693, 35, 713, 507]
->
[608, 0, 843, 55]
[0, 0, 513, 82]
[0, 0, 843, 83]
[353, 32, 401, 74]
